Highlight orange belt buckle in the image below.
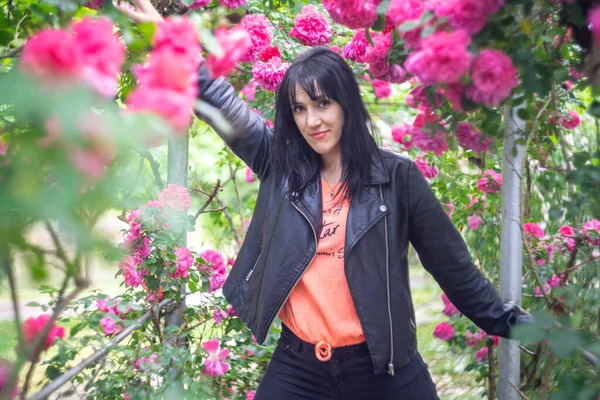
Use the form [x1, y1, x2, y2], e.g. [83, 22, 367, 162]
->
[315, 340, 332, 362]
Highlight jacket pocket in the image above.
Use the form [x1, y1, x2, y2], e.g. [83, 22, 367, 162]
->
[244, 248, 261, 286]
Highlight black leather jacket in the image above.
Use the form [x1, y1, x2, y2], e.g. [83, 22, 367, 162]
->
[197, 65, 522, 376]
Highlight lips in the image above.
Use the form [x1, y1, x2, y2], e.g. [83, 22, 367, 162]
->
[310, 130, 328, 139]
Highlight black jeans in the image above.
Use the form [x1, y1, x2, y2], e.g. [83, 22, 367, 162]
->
[256, 324, 440, 400]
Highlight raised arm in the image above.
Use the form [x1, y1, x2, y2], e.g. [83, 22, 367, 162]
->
[118, 0, 273, 181]
[406, 162, 521, 338]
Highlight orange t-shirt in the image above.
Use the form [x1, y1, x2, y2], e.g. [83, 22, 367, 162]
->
[278, 178, 365, 347]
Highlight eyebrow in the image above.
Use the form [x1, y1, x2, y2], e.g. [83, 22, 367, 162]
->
[291, 94, 330, 106]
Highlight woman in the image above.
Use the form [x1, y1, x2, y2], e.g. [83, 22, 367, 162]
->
[122, 2, 527, 399]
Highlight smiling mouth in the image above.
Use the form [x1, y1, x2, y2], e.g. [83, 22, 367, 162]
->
[310, 130, 328, 139]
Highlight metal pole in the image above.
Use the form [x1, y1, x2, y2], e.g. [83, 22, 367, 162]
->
[28, 298, 175, 400]
[165, 134, 189, 344]
[498, 105, 526, 400]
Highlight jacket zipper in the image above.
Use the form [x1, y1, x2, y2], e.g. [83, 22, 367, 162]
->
[265, 197, 318, 339]
[380, 185, 395, 377]
[245, 250, 261, 282]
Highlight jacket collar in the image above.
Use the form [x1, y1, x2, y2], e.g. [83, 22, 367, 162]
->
[368, 148, 390, 185]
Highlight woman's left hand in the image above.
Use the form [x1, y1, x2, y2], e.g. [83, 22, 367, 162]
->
[116, 0, 163, 24]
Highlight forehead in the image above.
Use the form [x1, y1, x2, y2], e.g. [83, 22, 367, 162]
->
[291, 81, 325, 104]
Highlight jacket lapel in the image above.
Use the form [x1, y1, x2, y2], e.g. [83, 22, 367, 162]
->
[345, 184, 389, 257]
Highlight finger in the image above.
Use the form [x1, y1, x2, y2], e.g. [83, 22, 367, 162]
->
[115, 3, 148, 23]
[131, 0, 155, 13]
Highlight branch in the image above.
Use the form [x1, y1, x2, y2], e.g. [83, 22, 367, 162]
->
[0, 249, 25, 351]
[149, 307, 164, 343]
[520, 226, 553, 306]
[136, 149, 164, 191]
[44, 220, 73, 270]
[0, 45, 22, 60]
[508, 379, 530, 400]
[564, 254, 600, 274]
[551, 84, 572, 174]
[20, 276, 88, 399]
[228, 161, 244, 233]
[215, 195, 241, 247]
[192, 180, 222, 221]
[539, 352, 555, 400]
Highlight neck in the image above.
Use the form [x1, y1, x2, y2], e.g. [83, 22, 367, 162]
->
[320, 149, 342, 182]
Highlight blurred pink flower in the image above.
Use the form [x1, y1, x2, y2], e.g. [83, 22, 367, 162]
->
[213, 309, 228, 325]
[559, 225, 575, 237]
[207, 27, 252, 78]
[153, 17, 202, 67]
[444, 82, 467, 112]
[405, 30, 473, 84]
[467, 215, 483, 230]
[246, 391, 256, 400]
[22, 314, 65, 351]
[200, 249, 225, 272]
[372, 79, 392, 99]
[252, 57, 290, 92]
[588, 5, 600, 45]
[134, 48, 197, 97]
[173, 247, 194, 279]
[202, 339, 230, 377]
[245, 167, 256, 183]
[120, 255, 143, 287]
[411, 111, 448, 156]
[433, 321, 454, 341]
[406, 85, 441, 110]
[365, 32, 392, 79]
[187, 0, 211, 10]
[441, 293, 459, 317]
[126, 87, 194, 132]
[258, 46, 281, 62]
[523, 222, 545, 239]
[465, 329, 486, 348]
[582, 219, 600, 246]
[100, 316, 120, 335]
[444, 200, 454, 217]
[415, 154, 439, 179]
[0, 359, 18, 399]
[475, 347, 489, 361]
[547, 275, 560, 288]
[210, 270, 227, 292]
[391, 123, 413, 150]
[466, 49, 518, 107]
[322, 0, 379, 29]
[290, 5, 332, 46]
[560, 110, 581, 129]
[158, 184, 191, 213]
[477, 170, 502, 194]
[241, 14, 273, 62]
[0, 137, 7, 156]
[227, 305, 239, 317]
[71, 17, 125, 97]
[430, 0, 500, 36]
[134, 353, 158, 371]
[219, 0, 246, 9]
[20, 28, 83, 82]
[456, 122, 490, 153]
[241, 82, 257, 102]
[534, 283, 551, 296]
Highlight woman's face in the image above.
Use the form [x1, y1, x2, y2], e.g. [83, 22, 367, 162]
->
[291, 83, 344, 160]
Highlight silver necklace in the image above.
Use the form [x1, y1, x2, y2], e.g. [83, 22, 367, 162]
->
[321, 173, 337, 198]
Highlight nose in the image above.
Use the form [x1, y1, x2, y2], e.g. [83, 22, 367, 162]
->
[306, 108, 321, 129]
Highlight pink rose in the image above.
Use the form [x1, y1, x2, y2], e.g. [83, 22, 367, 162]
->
[227, 305, 239, 317]
[252, 57, 290, 92]
[477, 169, 502, 194]
[20, 28, 83, 82]
[126, 87, 194, 133]
[441, 293, 459, 317]
[432, 321, 454, 341]
[322, 0, 379, 29]
[466, 49, 518, 107]
[467, 215, 483, 230]
[411, 111, 448, 156]
[22, 314, 65, 352]
[456, 122, 490, 153]
[341, 30, 369, 63]
[258, 46, 281, 62]
[466, 329, 487, 348]
[559, 225, 575, 237]
[391, 123, 413, 150]
[120, 255, 143, 287]
[134, 353, 159, 371]
[372, 79, 392, 99]
[134, 48, 197, 97]
[99, 316, 120, 335]
[415, 154, 439, 179]
[523, 222, 545, 240]
[290, 5, 332, 46]
[202, 339, 230, 377]
[187, 0, 211, 10]
[444, 82, 467, 112]
[173, 247, 194, 279]
[534, 283, 551, 296]
[153, 18, 202, 68]
[218, 0, 246, 9]
[213, 309, 228, 325]
[547, 275, 560, 288]
[582, 219, 600, 246]
[158, 184, 191, 213]
[475, 347, 489, 362]
[241, 14, 273, 63]
[588, 5, 600, 45]
[71, 17, 125, 97]
[560, 110, 581, 129]
[246, 390, 256, 400]
[405, 30, 473, 84]
[444, 201, 454, 217]
[210, 270, 227, 292]
[245, 167, 256, 183]
[207, 27, 252, 78]
[430, 0, 493, 36]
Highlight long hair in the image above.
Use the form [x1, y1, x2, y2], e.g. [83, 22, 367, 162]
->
[272, 47, 379, 201]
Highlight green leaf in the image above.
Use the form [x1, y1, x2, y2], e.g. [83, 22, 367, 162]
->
[198, 27, 223, 58]
[372, 14, 386, 32]
[182, 0, 196, 5]
[70, 322, 87, 337]
[548, 330, 582, 357]
[376, 0, 390, 14]
[46, 365, 62, 381]
[365, 28, 374, 46]
[26, 301, 42, 307]
[398, 20, 420, 32]
[511, 321, 545, 345]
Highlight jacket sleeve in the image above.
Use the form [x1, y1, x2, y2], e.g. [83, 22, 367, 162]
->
[406, 162, 521, 338]
[195, 63, 273, 181]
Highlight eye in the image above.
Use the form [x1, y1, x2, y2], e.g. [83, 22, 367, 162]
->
[318, 99, 331, 108]
[292, 105, 305, 113]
